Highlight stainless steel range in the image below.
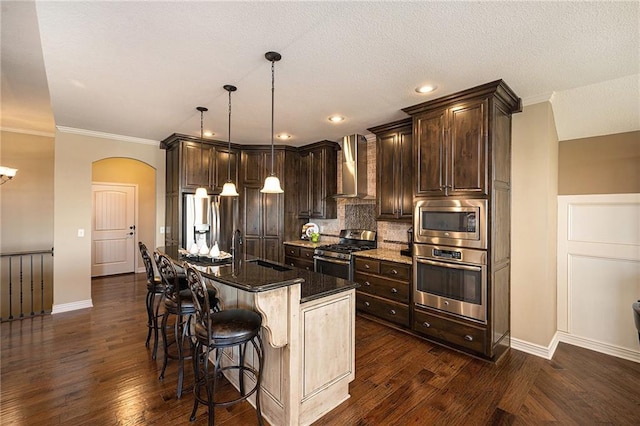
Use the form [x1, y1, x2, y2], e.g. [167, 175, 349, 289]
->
[314, 229, 376, 281]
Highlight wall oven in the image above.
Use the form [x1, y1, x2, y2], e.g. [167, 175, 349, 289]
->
[414, 199, 487, 249]
[413, 244, 487, 323]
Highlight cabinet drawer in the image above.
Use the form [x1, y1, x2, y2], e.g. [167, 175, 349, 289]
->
[300, 247, 315, 260]
[354, 258, 380, 274]
[284, 245, 300, 257]
[357, 292, 409, 327]
[380, 262, 410, 281]
[354, 272, 409, 304]
[284, 256, 314, 271]
[413, 308, 486, 354]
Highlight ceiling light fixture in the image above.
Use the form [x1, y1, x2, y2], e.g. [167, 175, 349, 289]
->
[0, 166, 18, 185]
[195, 106, 209, 198]
[415, 84, 437, 94]
[204, 131, 214, 137]
[328, 115, 344, 123]
[260, 51, 284, 194]
[220, 85, 240, 197]
[277, 134, 291, 140]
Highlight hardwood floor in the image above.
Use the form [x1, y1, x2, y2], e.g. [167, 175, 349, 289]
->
[2, 272, 639, 425]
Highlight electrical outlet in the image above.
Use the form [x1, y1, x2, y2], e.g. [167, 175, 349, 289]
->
[77, 228, 85, 237]
[160, 226, 165, 234]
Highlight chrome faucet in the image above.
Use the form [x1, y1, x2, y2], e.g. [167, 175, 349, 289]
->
[231, 229, 243, 261]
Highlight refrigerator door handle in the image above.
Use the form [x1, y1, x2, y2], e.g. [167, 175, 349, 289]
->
[211, 196, 220, 247]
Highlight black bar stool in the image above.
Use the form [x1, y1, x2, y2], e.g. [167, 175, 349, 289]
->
[138, 242, 164, 360]
[185, 264, 264, 426]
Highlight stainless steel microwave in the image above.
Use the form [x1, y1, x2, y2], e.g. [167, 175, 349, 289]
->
[414, 199, 487, 249]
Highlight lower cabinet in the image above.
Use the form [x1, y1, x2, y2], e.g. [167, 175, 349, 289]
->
[412, 308, 486, 355]
[284, 244, 315, 271]
[353, 257, 411, 328]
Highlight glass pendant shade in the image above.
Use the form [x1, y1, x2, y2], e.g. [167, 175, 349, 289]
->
[260, 175, 283, 193]
[220, 181, 239, 197]
[194, 187, 208, 198]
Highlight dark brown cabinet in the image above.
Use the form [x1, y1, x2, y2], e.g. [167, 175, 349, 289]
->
[297, 141, 338, 219]
[403, 79, 521, 361]
[283, 244, 315, 271]
[354, 257, 412, 328]
[241, 147, 300, 263]
[161, 134, 240, 247]
[368, 118, 413, 221]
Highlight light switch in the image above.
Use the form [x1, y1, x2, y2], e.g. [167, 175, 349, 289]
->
[77, 229, 85, 237]
[160, 226, 165, 234]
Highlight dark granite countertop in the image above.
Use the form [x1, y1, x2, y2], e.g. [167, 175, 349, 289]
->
[158, 246, 358, 303]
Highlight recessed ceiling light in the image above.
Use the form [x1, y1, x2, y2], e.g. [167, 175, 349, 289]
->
[204, 131, 214, 137]
[415, 84, 437, 94]
[328, 115, 344, 123]
[277, 133, 291, 140]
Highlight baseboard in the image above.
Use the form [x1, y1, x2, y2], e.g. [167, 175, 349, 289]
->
[51, 299, 93, 314]
[511, 332, 559, 360]
[136, 266, 146, 274]
[556, 331, 640, 363]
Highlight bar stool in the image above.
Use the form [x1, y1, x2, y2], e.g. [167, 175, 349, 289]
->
[138, 242, 164, 360]
[185, 264, 264, 426]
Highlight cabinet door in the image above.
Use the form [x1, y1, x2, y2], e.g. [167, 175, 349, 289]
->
[376, 133, 398, 219]
[415, 110, 446, 197]
[241, 151, 264, 185]
[182, 142, 214, 190]
[263, 237, 282, 263]
[447, 100, 488, 196]
[165, 193, 179, 246]
[215, 148, 238, 192]
[297, 152, 311, 218]
[244, 236, 261, 258]
[309, 148, 326, 218]
[397, 127, 414, 219]
[243, 187, 262, 238]
[263, 192, 282, 238]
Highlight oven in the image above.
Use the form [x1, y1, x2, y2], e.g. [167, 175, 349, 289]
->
[414, 198, 487, 249]
[314, 255, 351, 281]
[413, 244, 487, 323]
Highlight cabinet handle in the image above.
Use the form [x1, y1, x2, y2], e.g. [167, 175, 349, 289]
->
[364, 264, 370, 269]
[389, 309, 396, 315]
[422, 321, 431, 328]
[289, 263, 294, 266]
[364, 281, 371, 287]
[444, 300, 450, 306]
[390, 269, 398, 275]
[464, 335, 474, 342]
[391, 288, 398, 294]
[364, 301, 370, 307]
[305, 266, 310, 270]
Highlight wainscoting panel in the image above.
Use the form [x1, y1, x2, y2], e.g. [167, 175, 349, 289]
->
[558, 193, 640, 362]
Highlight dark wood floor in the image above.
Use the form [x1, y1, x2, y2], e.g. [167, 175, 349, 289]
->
[2, 272, 639, 425]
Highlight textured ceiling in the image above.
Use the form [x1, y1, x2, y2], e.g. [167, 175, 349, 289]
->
[2, 1, 639, 145]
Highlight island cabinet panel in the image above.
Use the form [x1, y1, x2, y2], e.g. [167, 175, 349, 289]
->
[297, 141, 339, 220]
[368, 118, 413, 221]
[354, 257, 411, 329]
[284, 244, 314, 271]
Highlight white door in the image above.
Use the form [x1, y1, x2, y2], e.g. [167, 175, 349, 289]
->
[92, 184, 136, 277]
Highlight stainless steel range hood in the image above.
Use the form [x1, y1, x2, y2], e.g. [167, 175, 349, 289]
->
[333, 134, 373, 199]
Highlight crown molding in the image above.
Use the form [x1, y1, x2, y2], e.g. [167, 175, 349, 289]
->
[522, 91, 555, 106]
[0, 127, 55, 138]
[56, 126, 160, 146]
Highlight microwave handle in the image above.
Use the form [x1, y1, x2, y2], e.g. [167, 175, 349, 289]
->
[417, 258, 482, 272]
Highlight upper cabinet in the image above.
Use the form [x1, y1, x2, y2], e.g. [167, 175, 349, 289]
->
[368, 118, 413, 221]
[402, 80, 521, 199]
[297, 141, 339, 220]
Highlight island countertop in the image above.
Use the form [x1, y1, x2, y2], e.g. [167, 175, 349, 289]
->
[157, 245, 358, 303]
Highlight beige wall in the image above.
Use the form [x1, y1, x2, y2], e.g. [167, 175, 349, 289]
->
[558, 130, 640, 195]
[511, 102, 559, 347]
[92, 158, 156, 269]
[0, 130, 54, 252]
[53, 131, 165, 308]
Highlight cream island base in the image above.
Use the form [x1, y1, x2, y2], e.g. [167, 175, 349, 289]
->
[205, 279, 356, 426]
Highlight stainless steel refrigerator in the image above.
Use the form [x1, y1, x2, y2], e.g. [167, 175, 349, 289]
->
[183, 194, 237, 253]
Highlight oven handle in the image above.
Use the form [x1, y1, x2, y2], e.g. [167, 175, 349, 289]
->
[313, 256, 351, 266]
[416, 258, 482, 272]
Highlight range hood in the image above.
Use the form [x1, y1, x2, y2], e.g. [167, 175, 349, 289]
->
[333, 134, 373, 199]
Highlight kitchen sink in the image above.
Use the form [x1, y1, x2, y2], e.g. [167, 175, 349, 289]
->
[248, 259, 293, 272]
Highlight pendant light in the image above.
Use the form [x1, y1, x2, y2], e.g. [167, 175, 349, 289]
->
[195, 106, 209, 198]
[260, 51, 284, 194]
[220, 84, 239, 197]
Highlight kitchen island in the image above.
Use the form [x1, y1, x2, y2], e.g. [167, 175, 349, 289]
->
[158, 246, 358, 426]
